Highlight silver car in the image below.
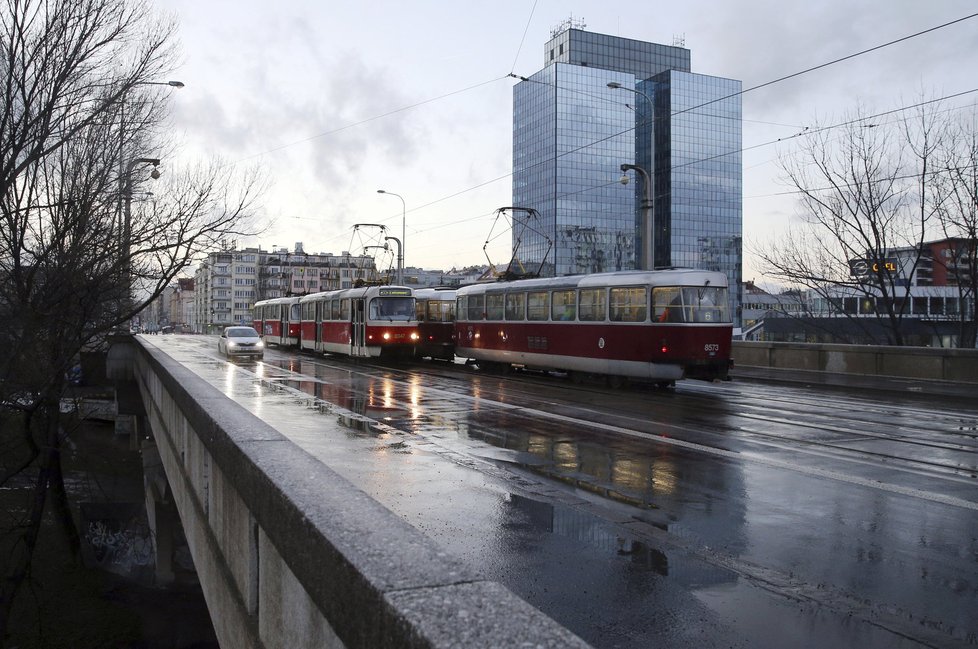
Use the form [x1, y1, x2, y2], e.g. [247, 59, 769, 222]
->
[218, 326, 265, 359]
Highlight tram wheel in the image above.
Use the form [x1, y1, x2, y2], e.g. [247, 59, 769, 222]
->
[607, 375, 628, 389]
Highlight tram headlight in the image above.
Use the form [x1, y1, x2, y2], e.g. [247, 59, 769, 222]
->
[410, 332, 420, 341]
[383, 332, 391, 341]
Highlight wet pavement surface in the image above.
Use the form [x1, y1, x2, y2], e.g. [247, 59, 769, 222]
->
[145, 335, 978, 649]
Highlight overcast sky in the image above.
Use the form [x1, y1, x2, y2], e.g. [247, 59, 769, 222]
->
[160, 0, 978, 281]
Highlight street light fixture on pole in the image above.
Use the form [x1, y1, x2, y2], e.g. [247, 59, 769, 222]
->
[123, 157, 161, 271]
[609, 81, 658, 270]
[377, 189, 405, 285]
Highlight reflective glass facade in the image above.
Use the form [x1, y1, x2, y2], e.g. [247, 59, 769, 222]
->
[513, 29, 743, 325]
[647, 70, 742, 315]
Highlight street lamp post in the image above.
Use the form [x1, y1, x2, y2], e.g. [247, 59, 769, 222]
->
[619, 164, 655, 270]
[608, 81, 658, 270]
[121, 158, 161, 322]
[114, 80, 183, 329]
[118, 80, 184, 223]
[377, 190, 405, 284]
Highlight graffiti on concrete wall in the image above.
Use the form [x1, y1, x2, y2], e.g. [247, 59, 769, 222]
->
[85, 519, 155, 571]
[80, 502, 155, 582]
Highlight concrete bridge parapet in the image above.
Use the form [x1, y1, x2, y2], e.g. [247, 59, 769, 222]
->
[114, 336, 590, 649]
[731, 340, 978, 388]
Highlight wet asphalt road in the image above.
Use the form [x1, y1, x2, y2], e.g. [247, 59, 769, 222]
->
[147, 335, 978, 649]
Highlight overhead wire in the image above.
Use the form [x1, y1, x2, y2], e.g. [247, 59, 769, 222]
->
[510, 0, 539, 75]
[253, 11, 978, 258]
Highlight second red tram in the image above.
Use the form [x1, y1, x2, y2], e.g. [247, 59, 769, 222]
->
[298, 285, 420, 359]
[453, 269, 733, 385]
[252, 296, 301, 347]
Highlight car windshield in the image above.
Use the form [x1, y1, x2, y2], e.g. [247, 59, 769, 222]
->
[227, 327, 259, 338]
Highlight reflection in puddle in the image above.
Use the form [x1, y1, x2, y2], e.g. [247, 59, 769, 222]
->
[507, 494, 670, 577]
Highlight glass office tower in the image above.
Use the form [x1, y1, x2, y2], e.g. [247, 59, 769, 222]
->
[512, 27, 743, 325]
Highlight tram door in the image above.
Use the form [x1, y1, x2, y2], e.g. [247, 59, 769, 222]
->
[315, 302, 323, 349]
[351, 298, 367, 356]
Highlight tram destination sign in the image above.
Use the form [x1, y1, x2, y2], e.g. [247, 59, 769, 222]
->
[378, 288, 412, 297]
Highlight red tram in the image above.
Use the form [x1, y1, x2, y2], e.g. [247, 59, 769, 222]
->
[453, 269, 732, 386]
[252, 296, 301, 347]
[413, 287, 457, 360]
[298, 285, 420, 359]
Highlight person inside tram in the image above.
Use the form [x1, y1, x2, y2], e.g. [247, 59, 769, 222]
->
[560, 302, 575, 321]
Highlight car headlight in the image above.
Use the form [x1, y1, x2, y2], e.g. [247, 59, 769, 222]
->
[228, 341, 239, 348]
[256, 340, 264, 348]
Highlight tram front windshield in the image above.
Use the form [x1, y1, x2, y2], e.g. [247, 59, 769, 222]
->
[682, 286, 729, 323]
[370, 297, 415, 321]
[653, 286, 730, 323]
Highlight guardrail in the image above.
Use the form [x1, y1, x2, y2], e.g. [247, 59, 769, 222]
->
[109, 335, 590, 649]
[731, 340, 978, 384]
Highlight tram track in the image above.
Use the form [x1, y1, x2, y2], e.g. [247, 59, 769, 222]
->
[353, 354, 978, 479]
[266, 348, 978, 505]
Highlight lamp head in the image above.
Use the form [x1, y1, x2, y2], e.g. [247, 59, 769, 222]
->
[150, 167, 161, 180]
[619, 174, 630, 186]
[607, 82, 622, 89]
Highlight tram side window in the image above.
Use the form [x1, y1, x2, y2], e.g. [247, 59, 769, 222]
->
[609, 287, 647, 322]
[330, 300, 341, 320]
[340, 299, 351, 320]
[505, 293, 525, 320]
[467, 294, 485, 320]
[527, 291, 549, 321]
[486, 293, 505, 320]
[551, 290, 576, 321]
[456, 296, 467, 320]
[289, 304, 301, 321]
[578, 288, 606, 321]
[427, 300, 454, 322]
[652, 287, 684, 322]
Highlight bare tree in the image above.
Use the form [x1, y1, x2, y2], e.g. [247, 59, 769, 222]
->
[0, 0, 262, 640]
[933, 112, 978, 348]
[754, 102, 950, 345]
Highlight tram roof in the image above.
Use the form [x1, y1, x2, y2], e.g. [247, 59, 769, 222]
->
[455, 269, 728, 295]
[298, 284, 414, 303]
[254, 296, 301, 306]
[413, 286, 457, 299]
